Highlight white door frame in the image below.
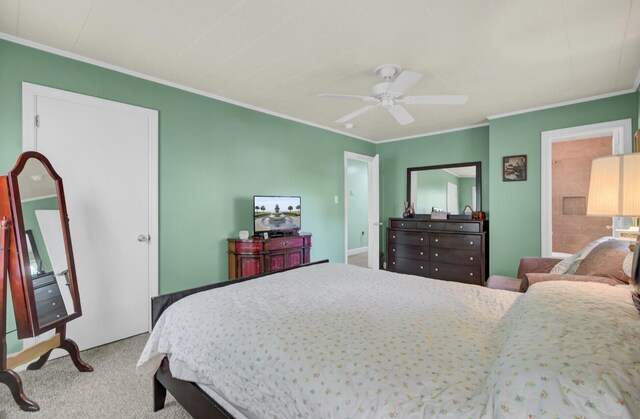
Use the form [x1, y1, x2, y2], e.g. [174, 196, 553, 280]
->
[540, 119, 632, 257]
[344, 152, 380, 269]
[21, 82, 159, 331]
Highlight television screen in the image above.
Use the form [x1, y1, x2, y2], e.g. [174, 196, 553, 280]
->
[254, 196, 301, 233]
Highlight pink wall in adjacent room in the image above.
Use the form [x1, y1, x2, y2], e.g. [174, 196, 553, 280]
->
[551, 136, 612, 254]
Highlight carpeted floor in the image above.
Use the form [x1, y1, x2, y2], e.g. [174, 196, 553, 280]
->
[348, 251, 368, 268]
[0, 334, 190, 418]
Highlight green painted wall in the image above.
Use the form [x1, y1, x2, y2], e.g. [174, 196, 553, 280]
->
[457, 177, 476, 213]
[347, 159, 368, 250]
[21, 197, 59, 274]
[489, 93, 638, 276]
[0, 39, 374, 352]
[376, 126, 490, 254]
[415, 169, 459, 213]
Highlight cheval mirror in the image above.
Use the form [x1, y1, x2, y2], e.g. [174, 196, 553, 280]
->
[1, 151, 92, 411]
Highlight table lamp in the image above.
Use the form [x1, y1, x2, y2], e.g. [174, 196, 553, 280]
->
[587, 152, 640, 309]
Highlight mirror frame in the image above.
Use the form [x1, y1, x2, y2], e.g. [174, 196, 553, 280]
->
[6, 151, 82, 338]
[406, 161, 482, 217]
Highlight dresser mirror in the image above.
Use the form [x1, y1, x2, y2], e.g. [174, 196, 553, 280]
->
[1, 151, 91, 412]
[407, 161, 481, 216]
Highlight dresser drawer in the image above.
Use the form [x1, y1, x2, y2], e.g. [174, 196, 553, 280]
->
[233, 241, 263, 253]
[415, 220, 447, 231]
[430, 248, 480, 265]
[444, 222, 481, 233]
[387, 257, 429, 276]
[388, 230, 429, 246]
[265, 237, 304, 251]
[388, 244, 429, 261]
[430, 233, 481, 250]
[38, 305, 68, 327]
[32, 273, 56, 289]
[34, 282, 61, 303]
[390, 220, 416, 229]
[430, 263, 482, 285]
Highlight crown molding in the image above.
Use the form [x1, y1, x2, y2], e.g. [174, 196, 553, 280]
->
[0, 32, 374, 144]
[374, 123, 490, 144]
[487, 89, 637, 120]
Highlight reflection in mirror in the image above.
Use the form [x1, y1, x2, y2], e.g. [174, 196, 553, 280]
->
[17, 158, 76, 327]
[407, 162, 481, 215]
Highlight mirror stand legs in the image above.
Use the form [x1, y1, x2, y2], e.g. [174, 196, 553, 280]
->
[0, 369, 39, 411]
[60, 338, 93, 372]
[26, 338, 92, 373]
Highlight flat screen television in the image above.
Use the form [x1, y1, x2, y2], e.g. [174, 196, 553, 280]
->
[254, 196, 301, 234]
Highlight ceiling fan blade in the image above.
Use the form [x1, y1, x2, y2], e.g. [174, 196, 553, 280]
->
[336, 105, 378, 124]
[403, 95, 468, 105]
[319, 94, 377, 102]
[388, 71, 423, 96]
[388, 105, 415, 126]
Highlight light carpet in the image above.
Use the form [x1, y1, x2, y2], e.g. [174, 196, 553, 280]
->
[0, 334, 189, 418]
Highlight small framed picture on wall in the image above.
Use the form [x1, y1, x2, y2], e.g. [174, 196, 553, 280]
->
[503, 154, 527, 182]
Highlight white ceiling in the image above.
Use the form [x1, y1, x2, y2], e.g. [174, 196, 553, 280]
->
[1, 0, 639, 142]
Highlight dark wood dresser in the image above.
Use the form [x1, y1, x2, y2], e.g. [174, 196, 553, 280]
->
[386, 218, 488, 286]
[228, 233, 312, 280]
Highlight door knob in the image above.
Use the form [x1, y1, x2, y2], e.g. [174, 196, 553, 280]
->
[137, 234, 150, 242]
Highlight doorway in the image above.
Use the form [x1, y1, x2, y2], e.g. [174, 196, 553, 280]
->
[344, 152, 380, 269]
[22, 83, 158, 354]
[540, 119, 632, 257]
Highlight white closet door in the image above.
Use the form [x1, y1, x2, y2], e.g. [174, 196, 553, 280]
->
[24, 84, 157, 352]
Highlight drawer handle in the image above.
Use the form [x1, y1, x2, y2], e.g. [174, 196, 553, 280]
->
[48, 290, 53, 294]
[420, 265, 424, 269]
[56, 314, 61, 318]
[435, 268, 439, 272]
[435, 253, 438, 257]
[401, 223, 404, 226]
[392, 235, 396, 239]
[420, 237, 424, 241]
[392, 261, 395, 265]
[52, 302, 56, 306]
[428, 224, 432, 227]
[392, 248, 395, 252]
[459, 225, 463, 229]
[469, 241, 474, 245]
[435, 239, 439, 242]
[420, 251, 424, 255]
[469, 273, 474, 276]
[469, 257, 474, 261]
[284, 242, 289, 246]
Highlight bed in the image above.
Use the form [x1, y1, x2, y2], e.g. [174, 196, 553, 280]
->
[137, 260, 640, 418]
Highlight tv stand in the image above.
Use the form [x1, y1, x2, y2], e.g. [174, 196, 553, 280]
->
[228, 233, 312, 280]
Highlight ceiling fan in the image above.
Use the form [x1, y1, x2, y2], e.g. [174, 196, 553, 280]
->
[319, 64, 468, 126]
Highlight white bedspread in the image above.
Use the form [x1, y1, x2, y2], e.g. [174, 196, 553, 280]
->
[137, 263, 640, 418]
[138, 263, 519, 418]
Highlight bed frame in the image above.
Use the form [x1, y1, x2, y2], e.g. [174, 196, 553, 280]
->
[151, 259, 329, 419]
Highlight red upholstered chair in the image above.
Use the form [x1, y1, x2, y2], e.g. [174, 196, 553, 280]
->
[488, 239, 633, 292]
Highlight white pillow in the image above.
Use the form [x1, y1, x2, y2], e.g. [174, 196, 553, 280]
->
[549, 236, 615, 275]
[623, 252, 633, 277]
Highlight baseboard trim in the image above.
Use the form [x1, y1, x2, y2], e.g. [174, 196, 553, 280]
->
[347, 247, 368, 256]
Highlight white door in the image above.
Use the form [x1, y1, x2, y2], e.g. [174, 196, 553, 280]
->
[367, 155, 380, 270]
[23, 83, 158, 352]
[447, 182, 458, 214]
[344, 152, 380, 270]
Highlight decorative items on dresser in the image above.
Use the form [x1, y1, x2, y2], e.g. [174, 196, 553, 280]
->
[386, 218, 488, 286]
[1, 152, 92, 412]
[228, 233, 312, 279]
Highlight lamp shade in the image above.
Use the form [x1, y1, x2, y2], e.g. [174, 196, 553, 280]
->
[587, 153, 640, 217]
